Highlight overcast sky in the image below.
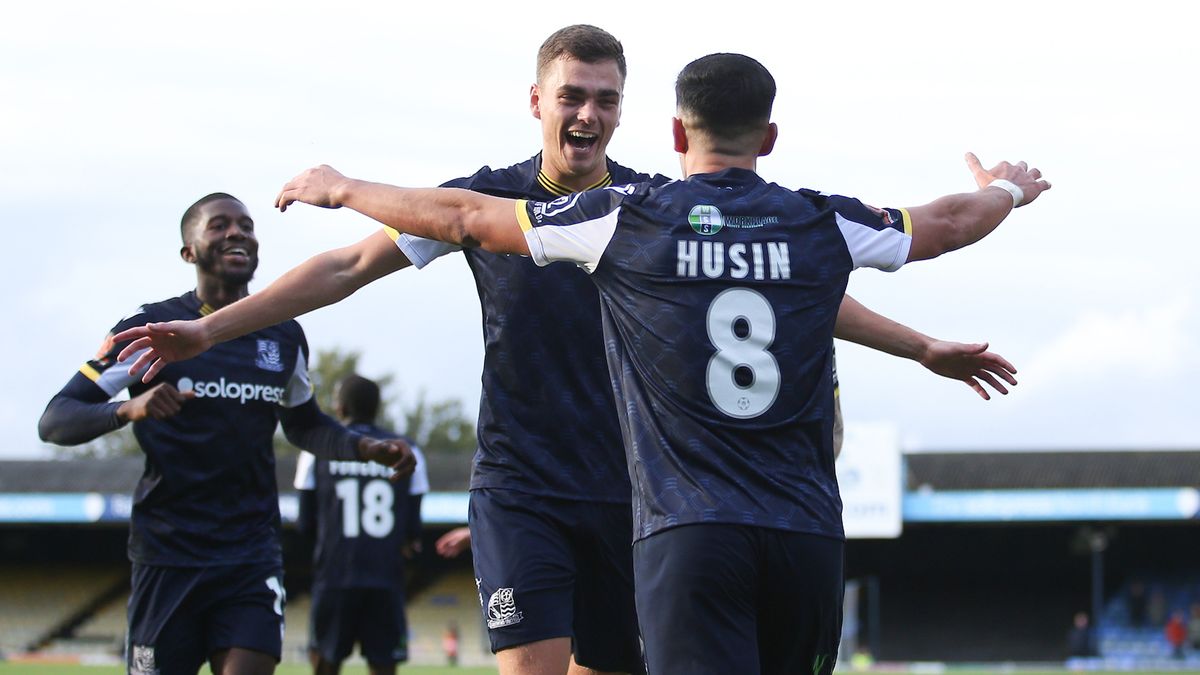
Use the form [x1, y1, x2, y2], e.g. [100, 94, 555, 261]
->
[3, 1, 1196, 459]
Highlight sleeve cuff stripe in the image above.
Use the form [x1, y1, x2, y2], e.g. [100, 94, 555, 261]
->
[515, 200, 533, 232]
[80, 364, 102, 383]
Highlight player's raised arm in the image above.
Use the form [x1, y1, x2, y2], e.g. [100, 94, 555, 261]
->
[905, 153, 1051, 262]
[276, 165, 530, 256]
[835, 294, 1017, 400]
[115, 230, 410, 381]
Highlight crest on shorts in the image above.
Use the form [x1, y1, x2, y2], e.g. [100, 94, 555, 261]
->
[486, 587, 524, 628]
[255, 339, 284, 372]
[130, 644, 159, 675]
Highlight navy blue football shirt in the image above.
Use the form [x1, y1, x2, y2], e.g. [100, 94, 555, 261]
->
[293, 423, 428, 590]
[393, 154, 669, 503]
[516, 168, 912, 541]
[83, 291, 316, 566]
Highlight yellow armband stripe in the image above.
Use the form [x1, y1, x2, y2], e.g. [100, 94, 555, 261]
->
[515, 200, 533, 233]
[80, 363, 101, 383]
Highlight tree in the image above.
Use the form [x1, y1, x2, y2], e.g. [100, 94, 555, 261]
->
[284, 347, 476, 456]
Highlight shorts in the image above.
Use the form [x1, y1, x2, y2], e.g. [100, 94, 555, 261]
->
[126, 561, 285, 675]
[634, 524, 844, 675]
[309, 585, 408, 665]
[470, 488, 642, 673]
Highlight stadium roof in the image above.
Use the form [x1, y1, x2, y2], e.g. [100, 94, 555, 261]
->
[4, 449, 1197, 495]
[0, 452, 474, 494]
[905, 450, 1200, 490]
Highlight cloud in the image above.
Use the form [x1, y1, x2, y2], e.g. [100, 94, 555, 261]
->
[1019, 297, 1194, 392]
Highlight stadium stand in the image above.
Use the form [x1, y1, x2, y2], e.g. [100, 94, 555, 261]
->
[0, 564, 126, 653]
[2, 449, 1196, 666]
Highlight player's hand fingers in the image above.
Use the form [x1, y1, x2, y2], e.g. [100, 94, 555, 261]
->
[1017, 161, 1028, 172]
[980, 351, 1017, 376]
[983, 362, 1018, 386]
[966, 378, 991, 401]
[1030, 168, 1042, 180]
[142, 358, 168, 384]
[113, 326, 150, 345]
[118, 337, 153, 364]
[125, 347, 159, 378]
[975, 370, 1008, 395]
[965, 152, 989, 185]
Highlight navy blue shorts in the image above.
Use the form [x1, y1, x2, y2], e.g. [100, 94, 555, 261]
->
[309, 585, 408, 665]
[634, 524, 844, 675]
[126, 561, 286, 675]
[469, 488, 642, 673]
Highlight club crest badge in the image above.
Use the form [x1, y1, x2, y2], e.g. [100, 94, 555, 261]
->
[486, 587, 524, 628]
[256, 339, 284, 372]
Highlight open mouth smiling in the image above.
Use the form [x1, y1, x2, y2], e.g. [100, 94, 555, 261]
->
[567, 129, 598, 152]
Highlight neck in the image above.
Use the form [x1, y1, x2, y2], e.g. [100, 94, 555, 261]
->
[195, 278, 249, 310]
[680, 151, 758, 179]
[541, 159, 608, 193]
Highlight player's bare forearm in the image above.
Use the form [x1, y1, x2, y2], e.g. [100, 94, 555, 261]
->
[834, 296, 1017, 400]
[906, 153, 1051, 262]
[277, 165, 529, 255]
[208, 234, 403, 343]
[339, 181, 528, 255]
[115, 233, 409, 382]
[834, 294, 930, 360]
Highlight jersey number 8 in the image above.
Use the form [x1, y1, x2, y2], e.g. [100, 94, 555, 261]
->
[705, 288, 780, 419]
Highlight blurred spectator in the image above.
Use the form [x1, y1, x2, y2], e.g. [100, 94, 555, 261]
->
[1068, 611, 1097, 658]
[1166, 610, 1187, 659]
[1148, 588, 1168, 626]
[442, 620, 460, 667]
[1188, 603, 1200, 650]
[1128, 580, 1147, 627]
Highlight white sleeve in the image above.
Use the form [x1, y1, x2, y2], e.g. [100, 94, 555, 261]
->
[520, 201, 621, 274]
[834, 210, 912, 272]
[280, 346, 315, 408]
[408, 445, 430, 496]
[293, 451, 316, 490]
[390, 227, 461, 269]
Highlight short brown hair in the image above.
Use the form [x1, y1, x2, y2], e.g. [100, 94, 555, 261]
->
[536, 24, 626, 84]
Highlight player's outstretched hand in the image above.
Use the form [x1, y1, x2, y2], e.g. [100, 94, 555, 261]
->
[358, 436, 417, 478]
[276, 165, 350, 213]
[965, 152, 1051, 207]
[435, 527, 472, 559]
[114, 320, 214, 383]
[919, 340, 1017, 401]
[117, 383, 196, 422]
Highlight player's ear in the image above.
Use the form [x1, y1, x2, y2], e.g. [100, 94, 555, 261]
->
[180, 244, 195, 264]
[758, 122, 778, 157]
[672, 117, 688, 154]
[530, 84, 542, 120]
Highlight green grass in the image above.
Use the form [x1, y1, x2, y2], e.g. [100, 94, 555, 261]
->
[0, 665, 498, 675]
[4, 666, 1200, 675]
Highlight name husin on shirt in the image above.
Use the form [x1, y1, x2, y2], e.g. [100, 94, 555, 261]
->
[676, 240, 791, 280]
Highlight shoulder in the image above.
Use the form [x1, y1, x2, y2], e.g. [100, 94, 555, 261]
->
[607, 159, 671, 188]
[107, 292, 190, 334]
[441, 156, 537, 192]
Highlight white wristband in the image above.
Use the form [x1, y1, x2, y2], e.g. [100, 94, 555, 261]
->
[987, 179, 1024, 208]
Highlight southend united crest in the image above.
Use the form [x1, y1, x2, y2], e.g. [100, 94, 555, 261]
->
[255, 339, 284, 372]
[486, 587, 524, 628]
